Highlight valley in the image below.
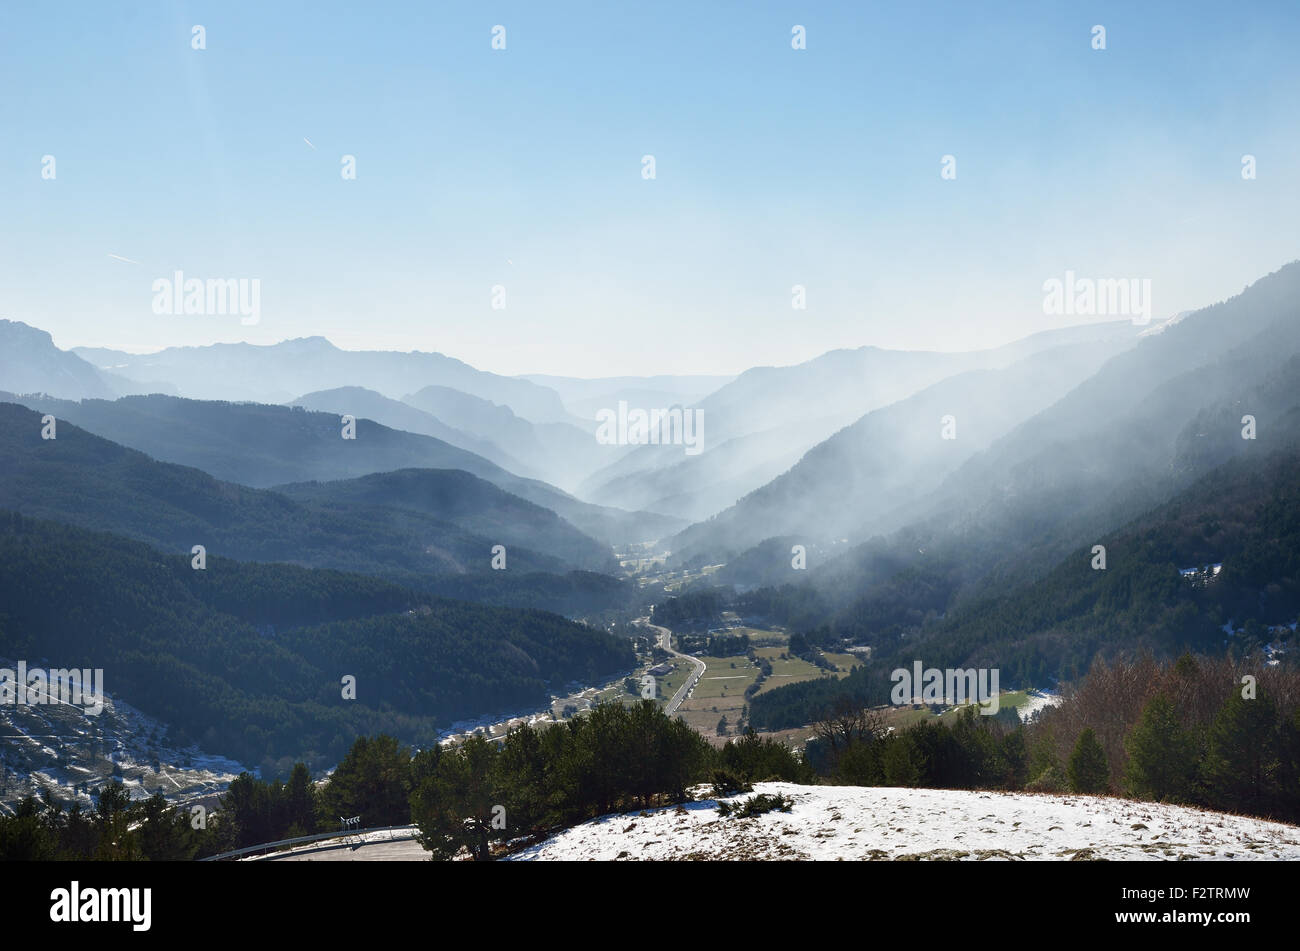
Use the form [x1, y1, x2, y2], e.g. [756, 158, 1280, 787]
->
[3, 262, 1300, 866]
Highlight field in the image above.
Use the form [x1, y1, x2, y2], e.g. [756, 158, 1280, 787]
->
[672, 629, 862, 744]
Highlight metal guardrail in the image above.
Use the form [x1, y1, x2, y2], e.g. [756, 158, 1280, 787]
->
[200, 824, 418, 861]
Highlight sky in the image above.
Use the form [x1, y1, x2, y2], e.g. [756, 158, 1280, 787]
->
[2, 1, 1299, 377]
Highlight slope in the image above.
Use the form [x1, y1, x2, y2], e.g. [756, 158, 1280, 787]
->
[72, 335, 572, 424]
[0, 511, 635, 769]
[1, 393, 683, 548]
[0, 402, 636, 615]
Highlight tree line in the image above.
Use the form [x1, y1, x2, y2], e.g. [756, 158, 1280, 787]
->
[0, 702, 809, 860]
[809, 654, 1300, 825]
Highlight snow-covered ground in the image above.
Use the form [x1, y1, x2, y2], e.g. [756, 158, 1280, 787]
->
[0, 667, 245, 813]
[1015, 689, 1062, 723]
[508, 782, 1300, 861]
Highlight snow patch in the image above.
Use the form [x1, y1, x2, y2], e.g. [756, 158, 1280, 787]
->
[509, 782, 1300, 861]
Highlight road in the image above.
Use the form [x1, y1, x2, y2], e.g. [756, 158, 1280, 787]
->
[639, 617, 706, 716]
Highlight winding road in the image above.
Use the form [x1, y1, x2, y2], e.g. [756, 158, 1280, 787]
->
[638, 617, 706, 716]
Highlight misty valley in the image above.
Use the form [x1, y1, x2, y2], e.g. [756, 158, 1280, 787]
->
[3, 261, 1300, 870]
[4, 13, 1299, 936]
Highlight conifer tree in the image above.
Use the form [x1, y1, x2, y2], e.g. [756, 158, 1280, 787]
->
[410, 734, 500, 861]
[1123, 694, 1195, 802]
[282, 762, 317, 836]
[1067, 727, 1110, 793]
[1203, 690, 1279, 814]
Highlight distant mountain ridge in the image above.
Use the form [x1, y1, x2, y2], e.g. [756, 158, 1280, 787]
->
[72, 336, 574, 425]
[0, 320, 118, 400]
[669, 334, 1139, 569]
[290, 385, 540, 480]
[0, 401, 609, 577]
[1, 392, 684, 547]
[578, 322, 1141, 524]
[402, 384, 627, 492]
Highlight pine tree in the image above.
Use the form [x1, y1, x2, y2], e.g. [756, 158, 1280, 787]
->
[1202, 690, 1279, 815]
[1123, 694, 1195, 802]
[317, 734, 412, 828]
[410, 734, 500, 861]
[283, 762, 317, 836]
[1279, 707, 1300, 822]
[1067, 727, 1110, 793]
[881, 734, 922, 786]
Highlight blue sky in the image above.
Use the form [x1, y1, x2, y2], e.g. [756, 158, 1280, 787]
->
[2, 1, 1299, 376]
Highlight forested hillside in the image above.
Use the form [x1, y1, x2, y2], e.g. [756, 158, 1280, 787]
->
[0, 403, 636, 615]
[274, 468, 617, 573]
[749, 444, 1300, 730]
[0, 512, 636, 768]
[1, 392, 681, 546]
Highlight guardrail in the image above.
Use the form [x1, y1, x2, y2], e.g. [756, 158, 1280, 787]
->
[200, 824, 419, 862]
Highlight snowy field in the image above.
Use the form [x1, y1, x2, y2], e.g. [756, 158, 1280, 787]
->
[0, 668, 244, 814]
[508, 782, 1300, 861]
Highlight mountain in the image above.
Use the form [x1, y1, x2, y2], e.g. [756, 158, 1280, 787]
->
[578, 323, 1140, 523]
[273, 468, 617, 574]
[0, 320, 118, 400]
[290, 386, 538, 479]
[579, 420, 839, 522]
[0, 510, 635, 769]
[733, 262, 1300, 728]
[519, 373, 735, 421]
[72, 336, 573, 424]
[747, 438, 1300, 733]
[401, 385, 626, 491]
[714, 263, 1300, 591]
[0, 402, 642, 618]
[692, 323, 1134, 448]
[668, 334, 1139, 571]
[918, 442, 1300, 675]
[825, 262, 1300, 610]
[0, 392, 684, 548]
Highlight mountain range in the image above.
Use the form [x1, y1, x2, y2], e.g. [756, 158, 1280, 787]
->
[5, 259, 1300, 774]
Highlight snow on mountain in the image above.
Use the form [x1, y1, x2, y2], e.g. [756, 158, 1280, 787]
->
[508, 782, 1300, 861]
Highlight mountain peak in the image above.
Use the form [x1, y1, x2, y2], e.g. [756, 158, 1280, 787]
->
[276, 335, 337, 352]
[0, 319, 55, 347]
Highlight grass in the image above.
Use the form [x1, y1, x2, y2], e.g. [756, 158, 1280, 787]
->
[689, 655, 759, 699]
[821, 651, 865, 674]
[753, 647, 846, 695]
[652, 626, 867, 742]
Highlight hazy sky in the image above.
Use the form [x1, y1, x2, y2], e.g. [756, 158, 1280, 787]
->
[3, 1, 1299, 377]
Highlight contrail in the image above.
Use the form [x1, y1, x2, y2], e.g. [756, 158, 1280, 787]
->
[303, 137, 317, 150]
[107, 253, 139, 265]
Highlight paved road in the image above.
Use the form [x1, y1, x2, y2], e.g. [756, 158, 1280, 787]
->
[261, 838, 426, 862]
[640, 618, 706, 716]
[244, 827, 425, 861]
